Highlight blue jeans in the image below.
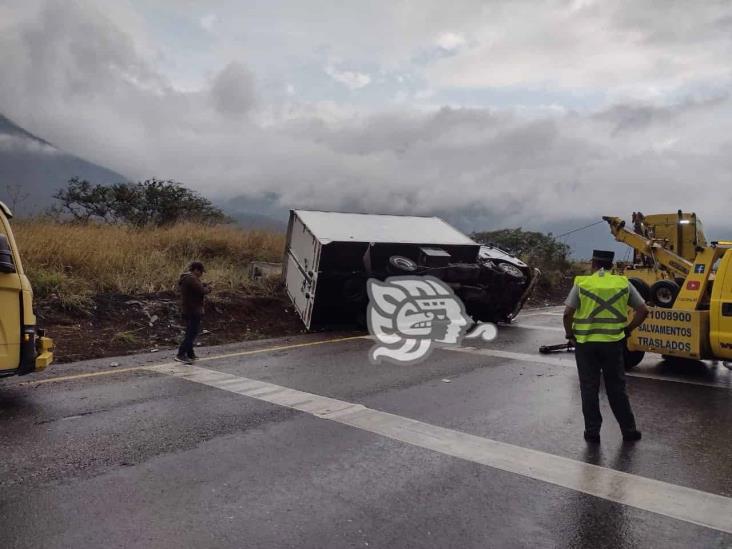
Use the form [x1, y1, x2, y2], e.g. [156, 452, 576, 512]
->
[178, 314, 202, 358]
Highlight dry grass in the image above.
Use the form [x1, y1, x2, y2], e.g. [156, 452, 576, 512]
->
[14, 220, 285, 310]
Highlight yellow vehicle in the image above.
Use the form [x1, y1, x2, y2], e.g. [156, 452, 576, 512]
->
[605, 210, 707, 306]
[604, 214, 732, 368]
[0, 201, 54, 377]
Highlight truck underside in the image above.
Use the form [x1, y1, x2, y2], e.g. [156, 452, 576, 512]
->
[283, 210, 539, 330]
[313, 243, 539, 326]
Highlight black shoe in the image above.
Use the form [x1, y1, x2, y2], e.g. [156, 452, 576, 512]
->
[622, 430, 642, 442]
[584, 431, 601, 443]
[188, 353, 198, 362]
[174, 354, 192, 365]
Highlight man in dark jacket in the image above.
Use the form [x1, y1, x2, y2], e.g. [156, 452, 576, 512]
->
[175, 261, 211, 364]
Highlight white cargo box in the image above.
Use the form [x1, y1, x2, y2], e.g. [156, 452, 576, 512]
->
[283, 210, 480, 329]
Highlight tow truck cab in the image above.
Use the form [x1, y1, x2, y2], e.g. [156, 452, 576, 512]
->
[0, 201, 53, 377]
[625, 244, 732, 366]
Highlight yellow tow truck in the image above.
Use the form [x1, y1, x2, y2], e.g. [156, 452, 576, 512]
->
[0, 201, 54, 377]
[604, 213, 732, 368]
[605, 210, 705, 305]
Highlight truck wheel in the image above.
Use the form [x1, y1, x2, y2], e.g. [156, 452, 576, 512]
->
[628, 278, 650, 302]
[624, 348, 644, 370]
[387, 255, 418, 274]
[650, 280, 679, 308]
[496, 261, 526, 282]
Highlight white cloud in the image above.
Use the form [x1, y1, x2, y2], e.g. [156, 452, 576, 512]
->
[200, 13, 218, 32]
[436, 32, 466, 51]
[210, 62, 256, 115]
[1, 0, 732, 233]
[425, 2, 732, 94]
[325, 66, 372, 90]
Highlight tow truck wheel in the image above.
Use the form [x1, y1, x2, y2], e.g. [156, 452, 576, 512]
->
[650, 279, 680, 308]
[624, 348, 644, 370]
[628, 278, 650, 302]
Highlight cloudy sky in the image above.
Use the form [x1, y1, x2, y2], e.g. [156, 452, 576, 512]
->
[1, 0, 731, 235]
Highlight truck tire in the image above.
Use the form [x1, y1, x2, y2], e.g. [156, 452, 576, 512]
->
[387, 255, 418, 274]
[650, 280, 679, 308]
[496, 261, 526, 282]
[624, 347, 644, 370]
[628, 278, 650, 302]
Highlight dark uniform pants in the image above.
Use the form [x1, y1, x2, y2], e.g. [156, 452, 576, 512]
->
[178, 314, 202, 358]
[574, 340, 637, 434]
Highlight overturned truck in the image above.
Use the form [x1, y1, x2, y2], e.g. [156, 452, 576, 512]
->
[283, 210, 540, 330]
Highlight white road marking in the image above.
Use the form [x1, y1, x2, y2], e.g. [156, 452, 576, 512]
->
[445, 347, 732, 389]
[16, 336, 371, 387]
[146, 362, 732, 535]
[506, 323, 565, 333]
[518, 311, 565, 317]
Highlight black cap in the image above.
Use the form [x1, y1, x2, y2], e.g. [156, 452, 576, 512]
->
[592, 250, 614, 262]
[188, 261, 205, 273]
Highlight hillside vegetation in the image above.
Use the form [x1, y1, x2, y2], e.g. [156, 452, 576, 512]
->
[472, 227, 584, 301]
[12, 219, 577, 362]
[10, 219, 305, 363]
[17, 221, 579, 313]
[16, 220, 285, 312]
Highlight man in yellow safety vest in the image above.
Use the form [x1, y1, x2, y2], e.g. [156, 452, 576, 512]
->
[563, 250, 648, 443]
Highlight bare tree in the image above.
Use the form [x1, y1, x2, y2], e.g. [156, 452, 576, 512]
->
[3, 183, 30, 212]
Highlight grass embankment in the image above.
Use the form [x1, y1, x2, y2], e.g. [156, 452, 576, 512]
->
[13, 221, 302, 362]
[17, 220, 580, 311]
[16, 221, 285, 313]
[13, 220, 577, 362]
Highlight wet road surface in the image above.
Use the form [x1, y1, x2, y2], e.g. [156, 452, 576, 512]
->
[1, 306, 731, 548]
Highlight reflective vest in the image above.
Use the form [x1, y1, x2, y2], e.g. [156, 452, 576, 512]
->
[572, 272, 629, 343]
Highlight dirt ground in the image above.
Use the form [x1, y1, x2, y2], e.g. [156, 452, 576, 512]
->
[36, 279, 569, 364]
[37, 291, 307, 363]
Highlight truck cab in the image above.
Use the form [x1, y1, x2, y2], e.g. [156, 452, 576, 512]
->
[0, 201, 53, 377]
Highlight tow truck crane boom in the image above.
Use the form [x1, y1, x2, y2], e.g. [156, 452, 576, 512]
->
[602, 216, 693, 280]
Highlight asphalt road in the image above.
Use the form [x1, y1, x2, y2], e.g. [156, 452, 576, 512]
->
[2, 306, 731, 549]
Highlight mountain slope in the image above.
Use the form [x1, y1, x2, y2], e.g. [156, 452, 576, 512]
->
[0, 113, 127, 214]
